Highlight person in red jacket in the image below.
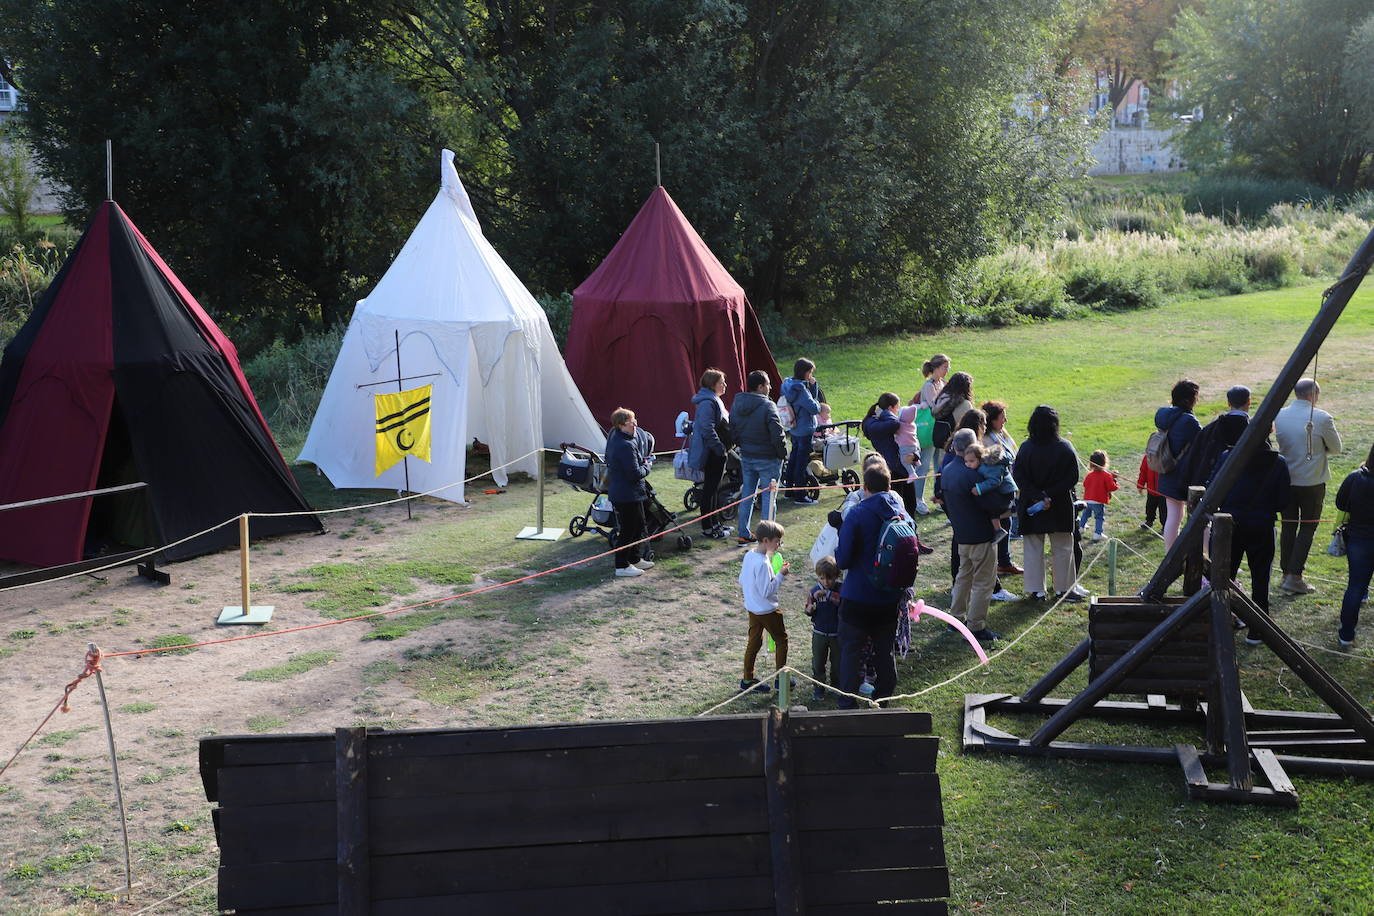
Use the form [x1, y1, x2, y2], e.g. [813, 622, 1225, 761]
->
[1078, 450, 1120, 541]
[1136, 455, 1164, 532]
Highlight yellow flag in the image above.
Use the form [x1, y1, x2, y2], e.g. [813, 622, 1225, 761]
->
[374, 384, 433, 476]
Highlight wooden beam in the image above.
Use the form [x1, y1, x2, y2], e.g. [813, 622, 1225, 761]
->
[763, 708, 804, 915]
[1207, 520, 1252, 790]
[0, 481, 147, 513]
[1183, 487, 1206, 596]
[1144, 222, 1374, 599]
[1029, 589, 1211, 746]
[1021, 637, 1090, 703]
[336, 727, 370, 916]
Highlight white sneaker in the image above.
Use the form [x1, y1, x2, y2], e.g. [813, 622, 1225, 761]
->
[634, 559, 655, 570]
[915, 500, 930, 515]
[1091, 532, 1104, 542]
[1068, 585, 1090, 598]
[991, 588, 1017, 601]
[614, 566, 644, 578]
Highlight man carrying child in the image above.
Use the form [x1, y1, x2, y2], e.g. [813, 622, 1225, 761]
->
[943, 439, 1005, 642]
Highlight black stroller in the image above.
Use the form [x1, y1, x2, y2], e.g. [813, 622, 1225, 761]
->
[557, 444, 692, 556]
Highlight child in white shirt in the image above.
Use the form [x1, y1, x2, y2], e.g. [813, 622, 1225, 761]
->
[738, 519, 790, 693]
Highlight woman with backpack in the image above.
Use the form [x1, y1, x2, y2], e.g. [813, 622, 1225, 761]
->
[779, 358, 823, 504]
[1153, 380, 1203, 549]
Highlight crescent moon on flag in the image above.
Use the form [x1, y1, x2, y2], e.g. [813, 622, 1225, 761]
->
[397, 428, 415, 451]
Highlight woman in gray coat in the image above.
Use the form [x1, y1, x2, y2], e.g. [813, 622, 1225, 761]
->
[689, 368, 731, 538]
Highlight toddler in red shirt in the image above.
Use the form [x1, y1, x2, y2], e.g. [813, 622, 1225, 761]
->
[1136, 455, 1164, 531]
[1078, 450, 1119, 541]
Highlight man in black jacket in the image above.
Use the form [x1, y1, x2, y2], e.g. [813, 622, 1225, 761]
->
[729, 370, 787, 545]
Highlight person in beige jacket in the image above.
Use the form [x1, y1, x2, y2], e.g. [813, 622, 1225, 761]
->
[1273, 378, 1342, 594]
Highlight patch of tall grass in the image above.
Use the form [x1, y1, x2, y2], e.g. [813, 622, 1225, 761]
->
[241, 323, 346, 453]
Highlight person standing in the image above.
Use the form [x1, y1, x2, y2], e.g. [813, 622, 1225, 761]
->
[730, 370, 787, 545]
[605, 408, 654, 578]
[688, 368, 731, 539]
[1334, 444, 1374, 646]
[911, 354, 949, 515]
[833, 464, 907, 708]
[780, 358, 822, 505]
[1154, 380, 1203, 549]
[1207, 415, 1288, 644]
[983, 400, 1023, 575]
[861, 393, 908, 507]
[942, 438, 1003, 641]
[1013, 405, 1084, 601]
[1274, 378, 1343, 595]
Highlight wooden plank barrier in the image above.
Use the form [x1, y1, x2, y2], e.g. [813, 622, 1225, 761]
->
[200, 710, 948, 915]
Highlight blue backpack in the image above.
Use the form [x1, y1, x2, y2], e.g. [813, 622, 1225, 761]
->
[868, 509, 920, 592]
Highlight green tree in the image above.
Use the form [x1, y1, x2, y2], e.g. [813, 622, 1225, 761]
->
[391, 0, 1089, 330]
[0, 0, 440, 345]
[1164, 0, 1373, 190]
[0, 132, 40, 239]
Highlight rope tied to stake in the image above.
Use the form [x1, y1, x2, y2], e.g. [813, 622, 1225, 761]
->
[62, 644, 103, 713]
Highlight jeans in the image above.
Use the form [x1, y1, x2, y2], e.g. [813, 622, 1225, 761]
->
[699, 450, 726, 533]
[737, 456, 783, 538]
[836, 599, 899, 708]
[1340, 535, 1374, 642]
[1280, 483, 1326, 577]
[913, 445, 937, 502]
[784, 434, 812, 496]
[1078, 501, 1105, 536]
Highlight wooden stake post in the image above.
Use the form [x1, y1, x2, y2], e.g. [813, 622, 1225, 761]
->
[218, 514, 274, 624]
[516, 450, 564, 541]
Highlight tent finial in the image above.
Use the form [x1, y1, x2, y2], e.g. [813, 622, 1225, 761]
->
[105, 140, 112, 201]
[655, 142, 661, 188]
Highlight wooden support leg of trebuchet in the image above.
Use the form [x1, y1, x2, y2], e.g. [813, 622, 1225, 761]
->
[218, 514, 275, 625]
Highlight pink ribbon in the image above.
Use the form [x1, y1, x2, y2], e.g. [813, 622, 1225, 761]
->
[908, 599, 989, 664]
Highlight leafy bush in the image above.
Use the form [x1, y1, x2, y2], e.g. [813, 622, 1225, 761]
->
[1063, 263, 1164, 313]
[0, 239, 71, 350]
[1188, 174, 1331, 223]
[536, 291, 573, 350]
[241, 323, 346, 452]
[954, 255, 1072, 325]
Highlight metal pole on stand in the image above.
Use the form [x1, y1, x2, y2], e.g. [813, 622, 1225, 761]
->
[516, 449, 563, 541]
[767, 477, 789, 708]
[105, 140, 113, 200]
[219, 514, 274, 624]
[395, 330, 412, 521]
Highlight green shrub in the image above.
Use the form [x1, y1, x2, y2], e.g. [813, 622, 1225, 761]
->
[1245, 243, 1298, 287]
[1063, 263, 1164, 313]
[956, 255, 1070, 325]
[1188, 174, 1331, 223]
[536, 291, 573, 350]
[241, 323, 346, 452]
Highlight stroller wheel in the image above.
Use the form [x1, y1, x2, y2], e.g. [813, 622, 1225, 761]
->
[840, 469, 860, 494]
[683, 488, 700, 511]
[804, 473, 821, 502]
[721, 488, 740, 521]
[569, 515, 587, 537]
[678, 534, 693, 551]
[607, 528, 619, 549]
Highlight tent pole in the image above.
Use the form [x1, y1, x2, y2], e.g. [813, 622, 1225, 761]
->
[655, 142, 661, 187]
[395, 330, 412, 520]
[105, 140, 112, 200]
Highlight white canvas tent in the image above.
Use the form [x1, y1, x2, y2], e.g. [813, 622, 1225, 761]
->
[299, 150, 604, 502]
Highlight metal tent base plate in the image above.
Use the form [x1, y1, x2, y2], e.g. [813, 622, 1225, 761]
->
[515, 526, 563, 541]
[218, 606, 275, 625]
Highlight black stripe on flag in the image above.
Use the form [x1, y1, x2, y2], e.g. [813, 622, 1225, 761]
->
[376, 406, 431, 435]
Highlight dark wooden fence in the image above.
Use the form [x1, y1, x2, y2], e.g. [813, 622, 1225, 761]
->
[200, 709, 947, 915]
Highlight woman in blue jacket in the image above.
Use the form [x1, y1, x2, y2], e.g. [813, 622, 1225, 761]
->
[780, 358, 822, 504]
[862, 393, 908, 508]
[1154, 379, 1203, 549]
[688, 369, 731, 538]
[605, 408, 654, 578]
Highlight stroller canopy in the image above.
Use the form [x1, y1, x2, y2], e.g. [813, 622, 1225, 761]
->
[565, 186, 780, 443]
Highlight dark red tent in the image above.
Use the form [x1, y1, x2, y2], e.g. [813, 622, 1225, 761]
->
[565, 186, 780, 442]
[0, 201, 321, 568]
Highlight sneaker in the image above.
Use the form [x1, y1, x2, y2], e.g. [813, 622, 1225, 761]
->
[737, 535, 757, 546]
[739, 678, 770, 694]
[1245, 634, 1263, 645]
[1338, 636, 1354, 647]
[1091, 532, 1104, 542]
[634, 558, 655, 570]
[970, 629, 1002, 643]
[1068, 584, 1090, 598]
[858, 681, 876, 697]
[1139, 522, 1150, 530]
[1057, 590, 1085, 602]
[991, 588, 1017, 602]
[915, 500, 930, 515]
[811, 686, 826, 702]
[1026, 591, 1049, 600]
[774, 675, 799, 691]
[614, 566, 644, 578]
[1292, 578, 1317, 595]
[704, 526, 728, 539]
[790, 496, 817, 505]
[998, 564, 1024, 575]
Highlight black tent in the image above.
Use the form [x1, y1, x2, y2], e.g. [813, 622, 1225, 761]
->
[0, 201, 322, 567]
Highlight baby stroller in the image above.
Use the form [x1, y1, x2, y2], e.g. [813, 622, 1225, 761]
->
[797, 420, 863, 501]
[557, 444, 692, 556]
[673, 412, 743, 522]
